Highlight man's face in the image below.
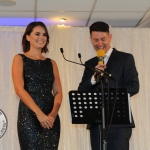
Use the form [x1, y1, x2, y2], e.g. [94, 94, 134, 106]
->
[90, 31, 112, 53]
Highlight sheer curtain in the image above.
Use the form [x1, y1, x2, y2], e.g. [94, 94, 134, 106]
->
[0, 25, 149, 150]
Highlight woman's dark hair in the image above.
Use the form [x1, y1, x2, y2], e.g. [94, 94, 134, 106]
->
[89, 21, 109, 35]
[22, 21, 49, 53]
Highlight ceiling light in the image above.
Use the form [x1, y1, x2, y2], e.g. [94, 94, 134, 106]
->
[60, 18, 66, 22]
[0, 0, 16, 6]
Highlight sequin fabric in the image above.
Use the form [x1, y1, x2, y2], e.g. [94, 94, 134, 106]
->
[17, 54, 60, 150]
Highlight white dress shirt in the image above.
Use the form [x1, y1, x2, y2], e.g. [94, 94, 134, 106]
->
[104, 48, 113, 65]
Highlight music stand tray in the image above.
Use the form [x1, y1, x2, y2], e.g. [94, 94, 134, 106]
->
[68, 88, 131, 125]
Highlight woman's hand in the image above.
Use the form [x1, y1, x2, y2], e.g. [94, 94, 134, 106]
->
[36, 111, 53, 129]
[48, 113, 56, 126]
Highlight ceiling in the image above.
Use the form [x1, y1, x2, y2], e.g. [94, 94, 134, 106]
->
[0, 0, 150, 27]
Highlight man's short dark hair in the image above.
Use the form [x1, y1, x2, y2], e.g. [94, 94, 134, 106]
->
[89, 21, 109, 35]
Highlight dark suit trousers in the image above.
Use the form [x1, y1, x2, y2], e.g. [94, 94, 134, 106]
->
[90, 125, 132, 150]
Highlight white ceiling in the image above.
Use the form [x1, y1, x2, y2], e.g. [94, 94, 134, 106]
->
[0, 0, 150, 27]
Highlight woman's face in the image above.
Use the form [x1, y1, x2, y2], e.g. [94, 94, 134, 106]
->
[26, 25, 47, 50]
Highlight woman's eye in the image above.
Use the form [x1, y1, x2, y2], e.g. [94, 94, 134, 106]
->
[35, 33, 40, 36]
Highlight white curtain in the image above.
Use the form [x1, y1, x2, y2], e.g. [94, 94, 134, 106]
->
[0, 25, 149, 150]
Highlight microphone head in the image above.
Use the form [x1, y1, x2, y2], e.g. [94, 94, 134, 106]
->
[78, 53, 81, 58]
[97, 49, 105, 64]
[97, 49, 105, 57]
[60, 48, 64, 53]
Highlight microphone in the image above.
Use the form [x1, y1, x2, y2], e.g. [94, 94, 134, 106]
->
[60, 48, 85, 67]
[60, 48, 113, 80]
[77, 52, 115, 82]
[60, 48, 100, 74]
[97, 49, 105, 64]
[78, 53, 83, 64]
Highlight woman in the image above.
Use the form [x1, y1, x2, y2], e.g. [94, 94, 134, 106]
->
[12, 21, 62, 150]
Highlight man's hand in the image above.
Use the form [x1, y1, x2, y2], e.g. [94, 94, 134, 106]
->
[95, 64, 107, 72]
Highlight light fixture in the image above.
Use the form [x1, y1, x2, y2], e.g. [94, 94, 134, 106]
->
[0, 0, 16, 6]
[59, 24, 65, 26]
[60, 18, 66, 22]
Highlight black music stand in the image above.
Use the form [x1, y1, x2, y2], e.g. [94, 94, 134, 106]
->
[68, 88, 132, 150]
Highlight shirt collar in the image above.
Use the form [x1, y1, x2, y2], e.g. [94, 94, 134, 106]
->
[105, 47, 113, 58]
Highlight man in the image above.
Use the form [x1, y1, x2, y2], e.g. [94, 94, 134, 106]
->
[78, 21, 139, 150]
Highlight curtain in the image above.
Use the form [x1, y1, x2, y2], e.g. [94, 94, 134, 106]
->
[0, 25, 149, 150]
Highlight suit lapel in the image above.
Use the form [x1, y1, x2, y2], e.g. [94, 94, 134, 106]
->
[91, 56, 98, 68]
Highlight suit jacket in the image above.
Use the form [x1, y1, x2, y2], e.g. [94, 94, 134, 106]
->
[78, 48, 139, 129]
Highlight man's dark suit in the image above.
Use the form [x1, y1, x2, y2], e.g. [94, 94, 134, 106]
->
[78, 48, 139, 150]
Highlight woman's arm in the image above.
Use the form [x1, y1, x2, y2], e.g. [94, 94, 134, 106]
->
[48, 60, 62, 121]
